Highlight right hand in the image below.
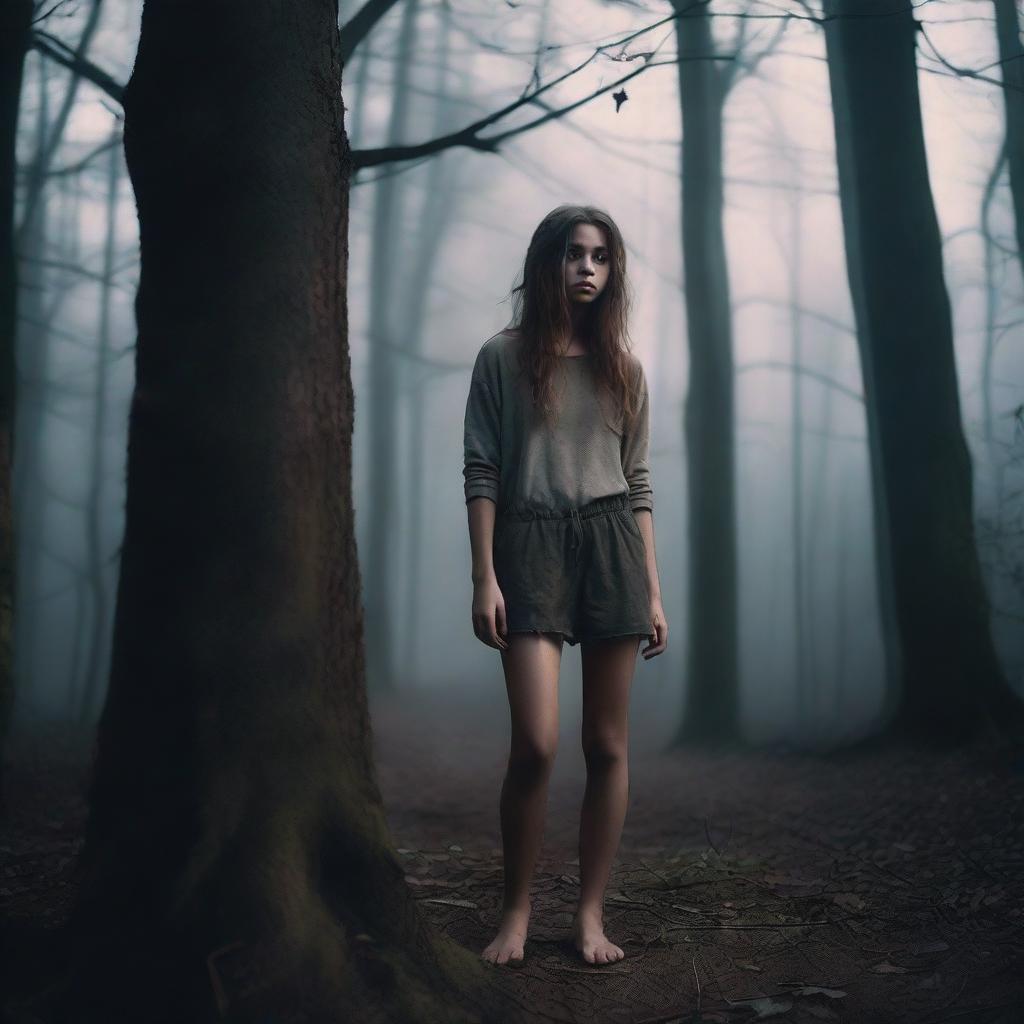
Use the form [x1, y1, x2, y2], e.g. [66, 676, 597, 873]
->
[472, 573, 508, 651]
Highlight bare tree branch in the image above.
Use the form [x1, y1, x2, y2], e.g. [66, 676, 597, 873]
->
[19, 133, 120, 178]
[352, 36, 689, 170]
[916, 20, 1018, 93]
[339, 0, 403, 67]
[29, 29, 123, 103]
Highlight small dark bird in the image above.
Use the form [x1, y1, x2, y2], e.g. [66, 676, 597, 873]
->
[613, 88, 628, 113]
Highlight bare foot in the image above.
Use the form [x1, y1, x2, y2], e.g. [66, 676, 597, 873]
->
[572, 910, 624, 965]
[481, 905, 530, 965]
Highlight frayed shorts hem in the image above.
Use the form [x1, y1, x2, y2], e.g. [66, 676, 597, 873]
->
[504, 625, 653, 648]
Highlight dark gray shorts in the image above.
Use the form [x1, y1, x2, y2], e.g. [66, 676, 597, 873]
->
[493, 492, 653, 647]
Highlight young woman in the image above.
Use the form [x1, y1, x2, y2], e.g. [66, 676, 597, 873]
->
[463, 205, 668, 967]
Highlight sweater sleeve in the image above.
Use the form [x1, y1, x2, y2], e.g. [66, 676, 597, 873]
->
[463, 347, 502, 505]
[621, 360, 653, 513]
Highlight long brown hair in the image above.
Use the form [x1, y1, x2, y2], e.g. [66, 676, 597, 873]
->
[505, 204, 641, 433]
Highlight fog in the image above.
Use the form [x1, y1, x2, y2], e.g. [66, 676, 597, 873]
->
[11, 0, 1024, 748]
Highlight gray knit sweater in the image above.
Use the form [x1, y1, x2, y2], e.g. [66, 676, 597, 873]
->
[463, 330, 654, 515]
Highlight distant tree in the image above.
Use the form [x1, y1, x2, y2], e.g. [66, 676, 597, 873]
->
[993, 0, 1024, 275]
[76, 127, 120, 724]
[670, 0, 740, 742]
[0, 0, 33, 801]
[822, 0, 1023, 741]
[51, 3, 509, 1019]
[364, 0, 420, 693]
[7, 0, 103, 740]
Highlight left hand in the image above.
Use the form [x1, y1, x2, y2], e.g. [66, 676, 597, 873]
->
[641, 595, 668, 659]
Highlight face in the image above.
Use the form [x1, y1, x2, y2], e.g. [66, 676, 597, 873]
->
[563, 222, 610, 305]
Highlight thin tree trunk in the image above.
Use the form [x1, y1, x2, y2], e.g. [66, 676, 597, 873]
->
[672, 0, 739, 741]
[980, 140, 1006, 451]
[15, 0, 103, 250]
[56, 4, 504, 1020]
[994, 0, 1024, 271]
[836, 475, 849, 728]
[820, 1, 903, 728]
[0, 0, 33, 795]
[806, 334, 840, 726]
[78, 128, 119, 723]
[365, 0, 419, 692]
[12, 53, 52, 713]
[400, 0, 459, 676]
[14, 5, 104, 717]
[822, 0, 1020, 740]
[788, 189, 807, 727]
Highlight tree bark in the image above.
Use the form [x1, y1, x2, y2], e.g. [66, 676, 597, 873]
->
[671, 0, 740, 741]
[822, 0, 1020, 741]
[52, 3, 506, 1020]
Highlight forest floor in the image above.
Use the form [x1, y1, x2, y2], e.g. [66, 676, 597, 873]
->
[370, 688, 1024, 1024]
[1, 687, 1022, 1024]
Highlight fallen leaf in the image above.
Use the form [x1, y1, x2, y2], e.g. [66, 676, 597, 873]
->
[729, 996, 793, 1018]
[872, 962, 907, 974]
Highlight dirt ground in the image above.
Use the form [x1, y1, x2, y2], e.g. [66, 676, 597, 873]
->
[1, 685, 1022, 1024]
[370, 687, 1024, 1024]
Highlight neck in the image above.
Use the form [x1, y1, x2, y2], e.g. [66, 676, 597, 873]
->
[568, 304, 592, 344]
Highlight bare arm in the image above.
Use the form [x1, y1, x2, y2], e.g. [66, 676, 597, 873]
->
[622, 361, 667, 660]
[468, 495, 497, 584]
[467, 496, 508, 650]
[633, 509, 667, 660]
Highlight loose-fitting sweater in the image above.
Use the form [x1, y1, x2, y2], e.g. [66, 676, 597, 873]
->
[463, 330, 654, 515]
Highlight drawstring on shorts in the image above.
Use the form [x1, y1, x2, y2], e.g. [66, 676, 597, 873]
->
[569, 507, 583, 566]
[498, 493, 631, 569]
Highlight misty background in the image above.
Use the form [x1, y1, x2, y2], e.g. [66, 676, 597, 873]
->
[10, 0, 1024, 746]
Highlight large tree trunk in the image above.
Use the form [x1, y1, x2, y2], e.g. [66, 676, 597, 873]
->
[53, 4, 505, 1020]
[0, 0, 33, 800]
[671, 0, 740, 741]
[822, 0, 1021, 741]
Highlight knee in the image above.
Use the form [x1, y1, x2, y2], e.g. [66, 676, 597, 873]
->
[581, 731, 627, 770]
[507, 737, 558, 782]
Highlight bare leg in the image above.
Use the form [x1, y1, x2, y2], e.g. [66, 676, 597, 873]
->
[572, 635, 640, 964]
[481, 632, 562, 965]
